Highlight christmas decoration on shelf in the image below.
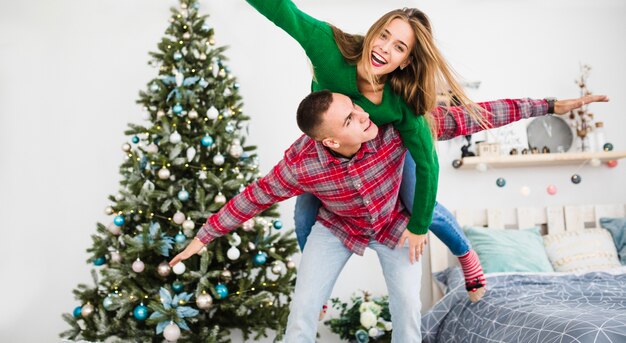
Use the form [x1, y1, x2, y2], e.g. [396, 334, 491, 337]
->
[568, 64, 601, 152]
[496, 177, 506, 188]
[324, 290, 393, 343]
[61, 1, 298, 341]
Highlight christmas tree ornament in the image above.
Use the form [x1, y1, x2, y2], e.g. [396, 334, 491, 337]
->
[227, 246, 240, 260]
[175, 231, 187, 244]
[223, 108, 233, 117]
[272, 220, 283, 230]
[93, 256, 106, 266]
[271, 263, 283, 275]
[451, 159, 463, 169]
[182, 32, 191, 40]
[132, 136, 140, 144]
[199, 78, 208, 88]
[228, 232, 242, 247]
[81, 303, 94, 318]
[103, 295, 114, 310]
[496, 177, 506, 188]
[214, 192, 226, 205]
[286, 259, 296, 269]
[142, 180, 155, 193]
[133, 304, 149, 321]
[475, 163, 488, 172]
[201, 23, 210, 32]
[157, 261, 172, 277]
[229, 143, 243, 158]
[182, 219, 195, 231]
[218, 69, 226, 78]
[198, 170, 207, 180]
[546, 185, 557, 195]
[201, 135, 214, 147]
[157, 109, 166, 119]
[196, 292, 213, 310]
[173, 211, 186, 224]
[172, 262, 186, 275]
[122, 143, 131, 152]
[172, 281, 185, 293]
[132, 259, 145, 273]
[213, 153, 225, 166]
[220, 269, 232, 282]
[173, 52, 183, 61]
[206, 106, 219, 120]
[199, 53, 207, 61]
[240, 151, 250, 161]
[223, 87, 232, 97]
[146, 143, 159, 154]
[242, 218, 255, 232]
[163, 322, 181, 342]
[188, 109, 198, 119]
[107, 222, 121, 235]
[590, 158, 601, 167]
[158, 167, 171, 180]
[211, 61, 219, 77]
[571, 174, 582, 184]
[172, 103, 183, 115]
[607, 160, 618, 168]
[110, 251, 122, 263]
[269, 247, 276, 253]
[248, 242, 256, 251]
[177, 188, 190, 202]
[603, 142, 614, 151]
[253, 252, 268, 265]
[186, 147, 196, 162]
[234, 83, 240, 89]
[169, 131, 182, 144]
[113, 215, 125, 226]
[520, 186, 531, 197]
[150, 83, 159, 92]
[224, 122, 235, 134]
[72, 306, 82, 318]
[238, 184, 245, 193]
[215, 284, 229, 299]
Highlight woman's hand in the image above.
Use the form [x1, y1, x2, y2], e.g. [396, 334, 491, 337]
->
[554, 94, 609, 114]
[169, 238, 205, 267]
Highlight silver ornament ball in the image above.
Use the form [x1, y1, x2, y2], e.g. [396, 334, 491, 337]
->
[157, 262, 171, 277]
[196, 293, 213, 310]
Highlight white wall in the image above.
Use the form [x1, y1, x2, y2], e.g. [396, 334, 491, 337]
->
[0, 0, 624, 342]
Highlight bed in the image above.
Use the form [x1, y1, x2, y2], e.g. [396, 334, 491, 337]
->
[421, 204, 626, 343]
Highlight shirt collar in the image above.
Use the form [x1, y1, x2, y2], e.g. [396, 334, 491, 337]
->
[314, 139, 378, 166]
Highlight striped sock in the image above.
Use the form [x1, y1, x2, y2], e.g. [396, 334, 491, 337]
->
[458, 249, 486, 292]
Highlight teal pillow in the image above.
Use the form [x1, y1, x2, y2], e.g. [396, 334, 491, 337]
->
[464, 226, 554, 274]
[600, 217, 626, 265]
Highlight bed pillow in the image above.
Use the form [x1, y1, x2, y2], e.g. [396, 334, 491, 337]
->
[599, 217, 626, 265]
[464, 226, 554, 273]
[543, 228, 621, 272]
[433, 267, 464, 294]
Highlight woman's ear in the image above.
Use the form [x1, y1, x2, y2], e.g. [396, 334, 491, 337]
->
[400, 59, 412, 70]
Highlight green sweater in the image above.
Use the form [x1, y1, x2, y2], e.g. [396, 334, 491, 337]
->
[246, 0, 438, 234]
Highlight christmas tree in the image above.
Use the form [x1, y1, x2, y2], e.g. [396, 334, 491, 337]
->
[61, 1, 298, 341]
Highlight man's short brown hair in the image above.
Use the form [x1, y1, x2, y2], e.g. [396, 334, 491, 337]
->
[296, 90, 333, 138]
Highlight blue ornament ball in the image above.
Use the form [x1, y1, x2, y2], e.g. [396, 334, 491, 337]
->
[172, 281, 185, 294]
[201, 135, 214, 147]
[496, 177, 506, 188]
[133, 304, 149, 321]
[177, 189, 190, 202]
[175, 232, 187, 244]
[215, 284, 229, 299]
[603, 142, 614, 151]
[73, 306, 82, 318]
[571, 174, 582, 184]
[253, 252, 267, 266]
[272, 220, 283, 230]
[173, 51, 183, 61]
[132, 136, 140, 144]
[93, 256, 106, 266]
[113, 215, 125, 226]
[355, 329, 369, 343]
[172, 103, 183, 115]
[103, 296, 114, 310]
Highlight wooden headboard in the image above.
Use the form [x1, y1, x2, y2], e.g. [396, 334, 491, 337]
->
[424, 203, 626, 308]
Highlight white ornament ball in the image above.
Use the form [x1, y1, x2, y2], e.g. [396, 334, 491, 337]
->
[163, 322, 181, 342]
[188, 109, 198, 119]
[213, 153, 225, 166]
[242, 218, 255, 232]
[196, 293, 213, 310]
[158, 168, 171, 180]
[107, 222, 121, 236]
[173, 211, 186, 225]
[81, 303, 95, 318]
[172, 262, 186, 275]
[223, 108, 233, 117]
[227, 246, 240, 260]
[271, 264, 283, 275]
[368, 328, 379, 337]
[214, 192, 226, 205]
[228, 233, 242, 246]
[157, 110, 166, 119]
[182, 219, 195, 231]
[104, 206, 114, 215]
[146, 143, 159, 154]
[122, 143, 131, 152]
[132, 259, 145, 273]
[286, 260, 296, 269]
[186, 147, 196, 162]
[206, 106, 219, 120]
[170, 131, 182, 144]
[520, 186, 531, 197]
[224, 88, 232, 96]
[590, 158, 601, 167]
[182, 32, 191, 40]
[229, 144, 243, 158]
[199, 53, 207, 61]
[157, 262, 171, 277]
[110, 251, 122, 263]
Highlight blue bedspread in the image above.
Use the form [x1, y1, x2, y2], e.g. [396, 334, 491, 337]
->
[422, 268, 626, 343]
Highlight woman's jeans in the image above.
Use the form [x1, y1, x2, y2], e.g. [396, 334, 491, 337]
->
[294, 153, 471, 256]
[285, 222, 422, 343]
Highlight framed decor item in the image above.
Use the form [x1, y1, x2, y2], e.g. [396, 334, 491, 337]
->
[526, 116, 574, 153]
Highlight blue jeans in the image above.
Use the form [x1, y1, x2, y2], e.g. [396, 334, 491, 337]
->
[285, 222, 422, 342]
[294, 153, 471, 256]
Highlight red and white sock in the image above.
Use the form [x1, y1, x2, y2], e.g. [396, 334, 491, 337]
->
[458, 249, 486, 292]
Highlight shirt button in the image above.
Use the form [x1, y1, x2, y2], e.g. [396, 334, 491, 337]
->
[364, 200, 370, 205]
[354, 181, 362, 187]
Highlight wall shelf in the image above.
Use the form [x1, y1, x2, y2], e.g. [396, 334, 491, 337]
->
[457, 150, 626, 169]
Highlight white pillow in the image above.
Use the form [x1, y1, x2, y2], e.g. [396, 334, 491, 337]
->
[543, 228, 621, 272]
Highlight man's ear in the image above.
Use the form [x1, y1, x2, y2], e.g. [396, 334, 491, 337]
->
[321, 137, 339, 149]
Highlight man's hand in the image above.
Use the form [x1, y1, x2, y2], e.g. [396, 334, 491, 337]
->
[397, 229, 428, 264]
[169, 238, 205, 267]
[554, 94, 609, 115]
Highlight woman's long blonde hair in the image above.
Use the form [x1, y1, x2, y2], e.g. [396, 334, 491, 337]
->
[331, 8, 489, 139]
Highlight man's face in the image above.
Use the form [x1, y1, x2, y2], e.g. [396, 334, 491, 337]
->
[318, 93, 379, 148]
